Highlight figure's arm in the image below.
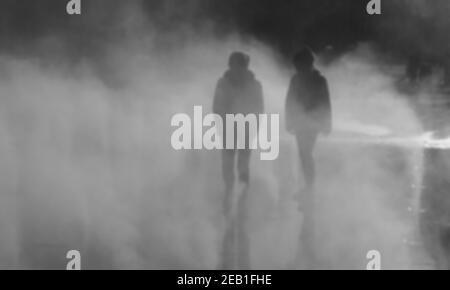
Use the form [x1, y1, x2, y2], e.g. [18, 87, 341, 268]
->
[256, 81, 264, 114]
[321, 78, 332, 135]
[285, 77, 297, 134]
[213, 79, 226, 117]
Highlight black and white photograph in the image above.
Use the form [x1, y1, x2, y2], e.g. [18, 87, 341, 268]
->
[0, 0, 450, 274]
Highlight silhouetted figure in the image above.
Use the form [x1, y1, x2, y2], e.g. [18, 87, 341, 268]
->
[285, 47, 331, 268]
[213, 52, 264, 210]
[286, 47, 332, 195]
[213, 52, 264, 269]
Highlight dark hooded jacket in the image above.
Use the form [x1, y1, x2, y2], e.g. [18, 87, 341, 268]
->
[213, 69, 264, 117]
[285, 69, 332, 134]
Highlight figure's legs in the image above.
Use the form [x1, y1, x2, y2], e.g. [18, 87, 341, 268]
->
[237, 149, 251, 185]
[220, 127, 253, 269]
[222, 149, 236, 216]
[296, 132, 318, 190]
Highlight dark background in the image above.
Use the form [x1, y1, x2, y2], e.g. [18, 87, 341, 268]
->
[0, 0, 449, 63]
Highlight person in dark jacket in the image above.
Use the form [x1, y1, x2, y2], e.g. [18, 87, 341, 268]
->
[213, 52, 264, 202]
[286, 47, 332, 195]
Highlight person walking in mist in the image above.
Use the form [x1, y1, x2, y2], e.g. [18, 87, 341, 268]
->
[286, 46, 332, 199]
[213, 51, 264, 212]
[213, 52, 264, 270]
[285, 46, 332, 268]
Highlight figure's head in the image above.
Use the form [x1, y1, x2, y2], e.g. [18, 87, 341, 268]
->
[228, 51, 250, 71]
[293, 47, 315, 73]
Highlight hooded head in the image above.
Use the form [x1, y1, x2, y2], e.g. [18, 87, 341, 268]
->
[293, 46, 315, 73]
[225, 51, 254, 86]
[228, 51, 250, 71]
